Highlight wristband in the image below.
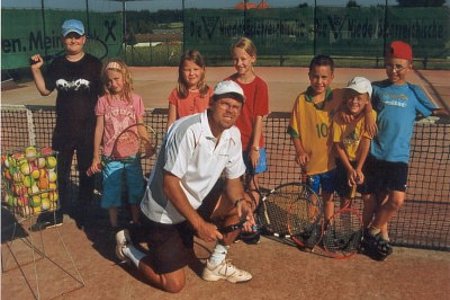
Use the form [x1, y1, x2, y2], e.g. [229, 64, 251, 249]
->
[252, 146, 259, 151]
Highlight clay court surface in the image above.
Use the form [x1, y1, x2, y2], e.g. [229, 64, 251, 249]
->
[3, 66, 450, 111]
[1, 67, 450, 299]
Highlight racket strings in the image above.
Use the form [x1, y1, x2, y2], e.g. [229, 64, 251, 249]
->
[285, 184, 323, 248]
[113, 130, 140, 159]
[258, 195, 291, 236]
[323, 208, 362, 255]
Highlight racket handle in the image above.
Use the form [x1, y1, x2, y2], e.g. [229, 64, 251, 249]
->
[86, 163, 102, 176]
[350, 184, 357, 199]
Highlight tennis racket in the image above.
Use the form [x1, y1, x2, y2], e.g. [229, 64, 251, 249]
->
[87, 123, 157, 176]
[256, 182, 307, 246]
[322, 184, 363, 259]
[219, 219, 247, 234]
[286, 178, 323, 250]
[83, 37, 108, 60]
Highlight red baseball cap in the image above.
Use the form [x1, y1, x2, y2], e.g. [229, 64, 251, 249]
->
[389, 40, 413, 61]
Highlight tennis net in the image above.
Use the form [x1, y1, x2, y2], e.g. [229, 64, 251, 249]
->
[1, 105, 449, 250]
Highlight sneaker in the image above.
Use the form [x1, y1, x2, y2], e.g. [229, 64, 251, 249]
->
[202, 259, 252, 283]
[115, 229, 132, 263]
[360, 230, 393, 261]
[29, 211, 63, 232]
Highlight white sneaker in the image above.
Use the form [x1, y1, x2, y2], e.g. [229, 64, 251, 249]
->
[115, 229, 132, 263]
[202, 259, 252, 283]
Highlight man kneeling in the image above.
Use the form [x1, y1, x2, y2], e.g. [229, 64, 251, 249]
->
[115, 80, 256, 293]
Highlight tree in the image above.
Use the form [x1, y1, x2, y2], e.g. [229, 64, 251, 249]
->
[298, 3, 308, 8]
[346, 1, 360, 8]
[396, 0, 445, 6]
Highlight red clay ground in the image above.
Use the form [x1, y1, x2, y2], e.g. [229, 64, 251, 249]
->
[2, 213, 450, 300]
[2, 67, 450, 299]
[3, 67, 449, 113]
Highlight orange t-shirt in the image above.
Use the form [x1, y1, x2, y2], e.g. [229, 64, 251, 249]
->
[168, 87, 213, 119]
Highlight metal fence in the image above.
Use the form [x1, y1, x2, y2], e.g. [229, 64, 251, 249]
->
[1, 1, 449, 69]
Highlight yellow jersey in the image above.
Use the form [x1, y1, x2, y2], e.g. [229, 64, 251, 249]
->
[333, 110, 377, 162]
[288, 87, 341, 176]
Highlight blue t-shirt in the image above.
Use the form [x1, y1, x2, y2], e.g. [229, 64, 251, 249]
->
[371, 80, 435, 163]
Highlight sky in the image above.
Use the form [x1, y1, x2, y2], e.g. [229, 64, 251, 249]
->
[2, 0, 449, 11]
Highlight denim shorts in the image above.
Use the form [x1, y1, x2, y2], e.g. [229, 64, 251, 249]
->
[101, 157, 145, 209]
[243, 148, 268, 175]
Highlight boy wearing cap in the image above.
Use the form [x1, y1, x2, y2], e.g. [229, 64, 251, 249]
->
[30, 19, 102, 229]
[360, 40, 448, 260]
[332, 77, 376, 206]
[115, 80, 256, 293]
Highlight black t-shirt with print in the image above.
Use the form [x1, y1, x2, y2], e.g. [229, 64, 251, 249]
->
[45, 53, 102, 149]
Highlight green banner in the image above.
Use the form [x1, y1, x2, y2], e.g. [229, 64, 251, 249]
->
[1, 9, 123, 69]
[185, 7, 449, 59]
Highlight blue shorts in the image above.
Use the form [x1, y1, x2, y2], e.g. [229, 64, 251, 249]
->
[307, 168, 337, 195]
[243, 148, 268, 175]
[101, 157, 145, 209]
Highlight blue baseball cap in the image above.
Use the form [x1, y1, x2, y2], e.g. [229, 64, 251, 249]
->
[61, 19, 85, 37]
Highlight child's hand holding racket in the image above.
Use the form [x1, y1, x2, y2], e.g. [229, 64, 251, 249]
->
[143, 140, 156, 158]
[87, 157, 102, 176]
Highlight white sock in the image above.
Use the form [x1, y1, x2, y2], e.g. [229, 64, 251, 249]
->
[123, 245, 146, 267]
[208, 244, 229, 267]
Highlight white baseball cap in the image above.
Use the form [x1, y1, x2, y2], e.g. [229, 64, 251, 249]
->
[344, 76, 372, 98]
[213, 80, 245, 103]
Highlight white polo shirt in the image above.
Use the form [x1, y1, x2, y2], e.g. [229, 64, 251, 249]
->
[141, 111, 246, 224]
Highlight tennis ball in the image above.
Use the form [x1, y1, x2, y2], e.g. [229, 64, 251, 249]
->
[48, 170, 57, 183]
[46, 156, 57, 169]
[12, 171, 24, 183]
[25, 146, 38, 161]
[49, 192, 59, 202]
[20, 162, 32, 175]
[31, 167, 40, 179]
[23, 175, 33, 188]
[30, 195, 41, 207]
[7, 194, 17, 207]
[14, 184, 28, 196]
[17, 196, 28, 207]
[30, 184, 40, 194]
[41, 198, 50, 211]
[36, 157, 46, 169]
[33, 205, 42, 214]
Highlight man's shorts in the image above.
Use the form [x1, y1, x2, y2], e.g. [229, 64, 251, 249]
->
[362, 155, 409, 194]
[138, 215, 195, 274]
[243, 148, 268, 175]
[101, 158, 145, 209]
[134, 181, 224, 274]
[307, 168, 337, 195]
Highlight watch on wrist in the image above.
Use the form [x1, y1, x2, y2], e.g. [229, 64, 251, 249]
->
[252, 146, 259, 151]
